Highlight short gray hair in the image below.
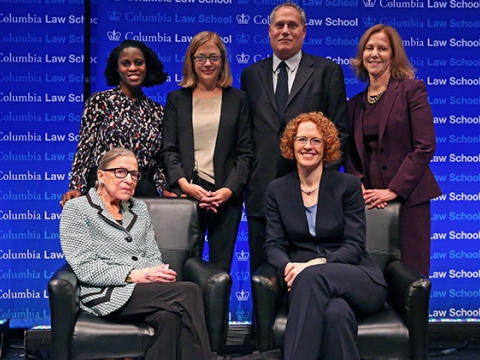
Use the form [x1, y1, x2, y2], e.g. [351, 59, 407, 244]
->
[269, 1, 307, 26]
[98, 148, 137, 171]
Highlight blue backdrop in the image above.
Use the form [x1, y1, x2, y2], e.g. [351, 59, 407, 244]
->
[1, 0, 479, 328]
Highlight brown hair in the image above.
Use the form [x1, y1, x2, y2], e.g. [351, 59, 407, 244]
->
[179, 31, 232, 88]
[351, 24, 415, 83]
[280, 112, 341, 164]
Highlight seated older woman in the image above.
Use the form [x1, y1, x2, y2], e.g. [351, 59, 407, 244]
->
[59, 147, 211, 360]
[264, 112, 388, 360]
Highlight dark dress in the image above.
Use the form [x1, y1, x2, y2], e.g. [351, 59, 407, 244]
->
[68, 87, 165, 197]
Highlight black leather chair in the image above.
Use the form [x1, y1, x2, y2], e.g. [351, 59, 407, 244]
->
[252, 201, 432, 360]
[48, 197, 232, 360]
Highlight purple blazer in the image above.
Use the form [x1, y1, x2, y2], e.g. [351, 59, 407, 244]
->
[345, 78, 441, 209]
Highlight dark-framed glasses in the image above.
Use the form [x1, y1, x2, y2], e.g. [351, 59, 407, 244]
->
[192, 54, 224, 63]
[293, 137, 324, 147]
[103, 168, 142, 181]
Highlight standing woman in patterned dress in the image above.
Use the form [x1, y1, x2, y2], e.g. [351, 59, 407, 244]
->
[60, 40, 168, 207]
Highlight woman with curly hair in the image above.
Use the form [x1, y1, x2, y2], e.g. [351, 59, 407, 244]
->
[264, 112, 387, 360]
[61, 40, 168, 206]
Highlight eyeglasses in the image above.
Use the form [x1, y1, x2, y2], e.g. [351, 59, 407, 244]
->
[103, 168, 142, 181]
[192, 54, 224, 63]
[293, 137, 324, 147]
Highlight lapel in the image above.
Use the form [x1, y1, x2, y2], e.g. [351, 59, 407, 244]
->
[315, 169, 335, 238]
[258, 57, 277, 112]
[86, 189, 137, 232]
[354, 89, 368, 171]
[217, 87, 228, 143]
[288, 51, 314, 108]
[288, 172, 311, 235]
[378, 78, 399, 144]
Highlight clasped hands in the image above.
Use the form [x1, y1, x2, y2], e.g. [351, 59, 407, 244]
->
[362, 186, 397, 209]
[284, 258, 326, 292]
[128, 264, 177, 284]
[169, 179, 232, 213]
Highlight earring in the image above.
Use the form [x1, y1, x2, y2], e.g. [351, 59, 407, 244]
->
[99, 181, 104, 185]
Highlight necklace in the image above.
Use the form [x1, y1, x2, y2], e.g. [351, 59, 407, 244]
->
[301, 187, 319, 195]
[367, 81, 389, 104]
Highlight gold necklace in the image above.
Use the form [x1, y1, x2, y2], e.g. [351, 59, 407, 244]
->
[367, 81, 389, 104]
[301, 187, 319, 195]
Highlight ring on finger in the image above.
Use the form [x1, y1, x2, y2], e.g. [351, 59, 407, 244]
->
[372, 197, 376, 202]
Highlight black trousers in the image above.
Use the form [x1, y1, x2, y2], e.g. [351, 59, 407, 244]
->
[285, 263, 387, 360]
[107, 282, 211, 360]
[196, 178, 244, 273]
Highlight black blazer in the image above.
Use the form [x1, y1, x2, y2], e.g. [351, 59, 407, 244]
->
[241, 51, 349, 217]
[161, 87, 253, 197]
[264, 169, 386, 288]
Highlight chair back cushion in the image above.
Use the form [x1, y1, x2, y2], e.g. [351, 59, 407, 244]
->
[364, 201, 402, 272]
[143, 198, 201, 281]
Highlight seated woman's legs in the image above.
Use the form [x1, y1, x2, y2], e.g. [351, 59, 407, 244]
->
[284, 264, 386, 360]
[109, 282, 211, 360]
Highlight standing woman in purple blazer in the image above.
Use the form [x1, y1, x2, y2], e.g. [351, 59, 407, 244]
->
[346, 24, 442, 276]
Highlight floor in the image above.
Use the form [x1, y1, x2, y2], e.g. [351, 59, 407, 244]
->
[2, 326, 480, 359]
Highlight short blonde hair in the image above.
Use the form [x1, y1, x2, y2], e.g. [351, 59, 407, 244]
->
[351, 24, 415, 83]
[179, 31, 232, 88]
[280, 112, 341, 164]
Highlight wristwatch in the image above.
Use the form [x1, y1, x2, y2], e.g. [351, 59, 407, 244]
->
[125, 271, 133, 283]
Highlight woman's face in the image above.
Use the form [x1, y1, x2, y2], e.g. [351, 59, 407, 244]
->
[362, 31, 393, 80]
[97, 155, 139, 202]
[193, 40, 223, 86]
[117, 47, 147, 90]
[293, 121, 325, 171]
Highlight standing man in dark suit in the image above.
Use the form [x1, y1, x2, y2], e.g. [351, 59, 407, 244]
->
[241, 1, 349, 274]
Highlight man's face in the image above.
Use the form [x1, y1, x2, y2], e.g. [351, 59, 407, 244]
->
[269, 6, 306, 60]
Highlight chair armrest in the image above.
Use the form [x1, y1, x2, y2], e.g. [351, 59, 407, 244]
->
[385, 260, 431, 360]
[47, 263, 80, 360]
[251, 263, 284, 351]
[184, 257, 231, 353]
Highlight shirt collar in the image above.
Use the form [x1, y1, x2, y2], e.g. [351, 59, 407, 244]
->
[272, 50, 302, 73]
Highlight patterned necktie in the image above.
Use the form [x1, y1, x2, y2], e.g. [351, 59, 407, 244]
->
[275, 61, 289, 121]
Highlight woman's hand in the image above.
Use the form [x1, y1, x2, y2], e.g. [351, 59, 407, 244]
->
[162, 189, 187, 198]
[60, 190, 82, 208]
[284, 258, 326, 291]
[198, 188, 233, 213]
[129, 265, 177, 284]
[363, 188, 397, 209]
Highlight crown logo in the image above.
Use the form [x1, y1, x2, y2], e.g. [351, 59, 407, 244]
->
[236, 289, 250, 301]
[236, 270, 250, 281]
[363, 0, 376, 7]
[236, 310, 250, 321]
[236, 250, 250, 261]
[107, 30, 121, 41]
[237, 0, 249, 4]
[363, 16, 376, 26]
[236, 230, 248, 242]
[236, 53, 250, 64]
[107, 10, 121, 21]
[236, 13, 250, 25]
[236, 33, 250, 44]
[241, 210, 247, 222]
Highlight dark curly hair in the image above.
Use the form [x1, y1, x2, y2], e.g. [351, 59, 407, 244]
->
[104, 40, 168, 87]
[280, 112, 341, 164]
